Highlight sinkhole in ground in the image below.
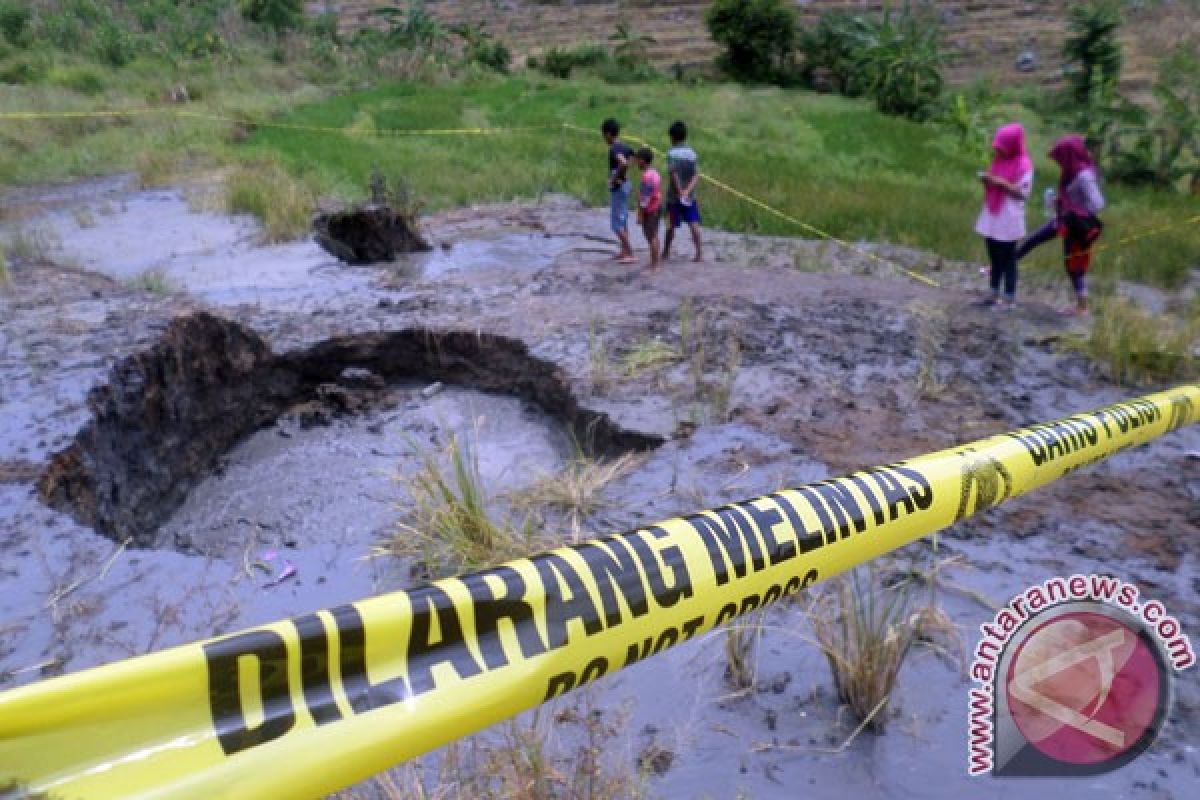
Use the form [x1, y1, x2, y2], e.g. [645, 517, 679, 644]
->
[37, 312, 661, 553]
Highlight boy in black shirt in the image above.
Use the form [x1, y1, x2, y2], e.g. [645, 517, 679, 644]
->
[601, 118, 635, 264]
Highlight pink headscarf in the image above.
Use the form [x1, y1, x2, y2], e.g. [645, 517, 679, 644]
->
[985, 123, 1032, 213]
[1049, 134, 1095, 192]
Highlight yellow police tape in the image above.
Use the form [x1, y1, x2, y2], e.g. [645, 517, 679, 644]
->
[1, 383, 1197, 798]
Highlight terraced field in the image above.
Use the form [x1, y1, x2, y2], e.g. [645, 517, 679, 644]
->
[328, 0, 1198, 90]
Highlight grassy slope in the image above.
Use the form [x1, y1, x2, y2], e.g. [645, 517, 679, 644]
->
[245, 76, 1200, 287]
[2, 63, 1197, 288]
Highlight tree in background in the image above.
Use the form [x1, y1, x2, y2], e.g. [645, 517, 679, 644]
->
[240, 0, 305, 33]
[853, 4, 944, 119]
[794, 4, 944, 120]
[1063, 1, 1123, 105]
[705, 0, 797, 83]
[1107, 44, 1200, 192]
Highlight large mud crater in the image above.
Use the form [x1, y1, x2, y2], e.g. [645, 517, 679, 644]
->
[37, 312, 661, 548]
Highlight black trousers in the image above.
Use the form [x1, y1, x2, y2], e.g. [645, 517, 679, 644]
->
[985, 237, 1018, 298]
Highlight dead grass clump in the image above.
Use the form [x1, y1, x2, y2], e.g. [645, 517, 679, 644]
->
[125, 268, 173, 295]
[911, 301, 950, 398]
[723, 611, 764, 691]
[136, 150, 181, 188]
[379, 434, 534, 577]
[1078, 296, 1198, 386]
[588, 321, 612, 391]
[621, 336, 680, 377]
[808, 566, 916, 732]
[509, 452, 643, 535]
[225, 160, 317, 243]
[337, 699, 649, 800]
[2, 225, 57, 264]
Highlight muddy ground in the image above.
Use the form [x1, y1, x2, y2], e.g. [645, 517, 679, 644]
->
[1, 176, 1198, 799]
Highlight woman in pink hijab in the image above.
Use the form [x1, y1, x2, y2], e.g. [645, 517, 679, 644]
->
[1016, 134, 1106, 315]
[975, 123, 1034, 309]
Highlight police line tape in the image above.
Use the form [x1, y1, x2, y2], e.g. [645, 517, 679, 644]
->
[1, 384, 1197, 798]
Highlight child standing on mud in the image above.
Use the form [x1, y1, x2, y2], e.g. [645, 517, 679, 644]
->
[974, 123, 1034, 310]
[601, 118, 636, 264]
[1016, 135, 1106, 316]
[634, 147, 663, 270]
[663, 120, 703, 263]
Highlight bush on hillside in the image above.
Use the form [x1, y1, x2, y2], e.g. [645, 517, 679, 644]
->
[240, 0, 304, 33]
[705, 0, 797, 83]
[535, 43, 611, 80]
[1063, 1, 1123, 106]
[1105, 45, 1200, 192]
[0, 1, 32, 48]
[450, 23, 511, 74]
[853, 5, 944, 119]
[797, 10, 871, 95]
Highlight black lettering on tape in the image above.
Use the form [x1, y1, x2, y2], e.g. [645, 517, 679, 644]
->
[204, 630, 296, 756]
[406, 585, 484, 698]
[681, 614, 705, 641]
[888, 464, 934, 510]
[576, 537, 650, 627]
[533, 552, 605, 649]
[293, 612, 342, 726]
[847, 473, 887, 526]
[626, 526, 693, 608]
[770, 491, 823, 554]
[544, 671, 576, 701]
[744, 499, 796, 567]
[795, 486, 838, 546]
[580, 656, 609, 685]
[325, 604, 402, 714]
[864, 468, 915, 521]
[459, 566, 548, 671]
[812, 480, 868, 540]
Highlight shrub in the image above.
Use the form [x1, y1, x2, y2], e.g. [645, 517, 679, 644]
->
[539, 47, 574, 79]
[92, 23, 137, 67]
[0, 50, 48, 83]
[809, 566, 918, 732]
[705, 0, 797, 83]
[1063, 1, 1123, 106]
[797, 10, 871, 95]
[450, 23, 511, 74]
[239, 0, 304, 33]
[854, 5, 944, 119]
[1081, 297, 1198, 386]
[0, 1, 31, 48]
[48, 65, 108, 95]
[371, 0, 448, 52]
[610, 22, 655, 70]
[536, 44, 609, 79]
[226, 161, 317, 243]
[1105, 44, 1199, 192]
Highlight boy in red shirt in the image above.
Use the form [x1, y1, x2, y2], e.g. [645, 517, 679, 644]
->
[634, 147, 662, 269]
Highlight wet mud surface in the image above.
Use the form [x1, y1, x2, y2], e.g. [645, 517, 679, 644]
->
[1, 177, 1198, 798]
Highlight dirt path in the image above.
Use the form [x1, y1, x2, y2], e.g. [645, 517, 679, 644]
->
[1, 179, 1197, 799]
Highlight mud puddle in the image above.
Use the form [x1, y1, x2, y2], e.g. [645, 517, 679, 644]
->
[161, 384, 569, 562]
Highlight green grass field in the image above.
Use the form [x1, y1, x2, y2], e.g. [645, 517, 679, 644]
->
[240, 76, 1200, 287]
[2, 69, 1196, 288]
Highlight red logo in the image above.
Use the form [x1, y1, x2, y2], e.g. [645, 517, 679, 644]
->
[994, 604, 1170, 776]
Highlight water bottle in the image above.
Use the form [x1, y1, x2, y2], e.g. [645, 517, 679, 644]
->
[1043, 188, 1057, 219]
